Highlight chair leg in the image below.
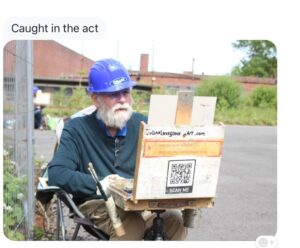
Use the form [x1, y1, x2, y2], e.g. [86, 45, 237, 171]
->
[56, 197, 66, 240]
[72, 223, 81, 240]
[56, 199, 60, 240]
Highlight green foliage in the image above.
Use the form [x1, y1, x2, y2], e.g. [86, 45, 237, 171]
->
[248, 86, 277, 108]
[215, 106, 277, 126]
[51, 86, 67, 107]
[52, 86, 91, 108]
[237, 56, 275, 78]
[232, 40, 277, 78]
[195, 76, 242, 110]
[44, 87, 91, 118]
[33, 155, 53, 240]
[34, 155, 48, 178]
[3, 148, 27, 240]
[44, 85, 277, 126]
[45, 87, 151, 117]
[33, 226, 45, 240]
[5, 230, 25, 241]
[131, 90, 151, 115]
[3, 149, 47, 240]
[195, 77, 277, 125]
[44, 107, 75, 118]
[66, 87, 91, 109]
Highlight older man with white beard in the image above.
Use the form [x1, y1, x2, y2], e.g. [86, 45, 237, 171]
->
[48, 59, 187, 240]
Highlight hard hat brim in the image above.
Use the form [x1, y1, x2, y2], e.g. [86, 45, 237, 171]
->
[87, 80, 136, 93]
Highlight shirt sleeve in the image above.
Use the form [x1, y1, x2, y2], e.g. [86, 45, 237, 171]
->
[48, 122, 96, 198]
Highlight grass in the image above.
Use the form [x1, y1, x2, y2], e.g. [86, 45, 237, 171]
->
[215, 106, 277, 126]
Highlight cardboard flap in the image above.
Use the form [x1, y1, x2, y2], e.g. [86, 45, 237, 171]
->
[148, 94, 217, 126]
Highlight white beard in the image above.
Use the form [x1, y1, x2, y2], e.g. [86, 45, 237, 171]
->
[96, 101, 133, 129]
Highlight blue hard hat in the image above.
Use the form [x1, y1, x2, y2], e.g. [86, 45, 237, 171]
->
[88, 59, 136, 93]
[33, 85, 39, 94]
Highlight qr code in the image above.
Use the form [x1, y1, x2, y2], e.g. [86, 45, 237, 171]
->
[166, 160, 196, 188]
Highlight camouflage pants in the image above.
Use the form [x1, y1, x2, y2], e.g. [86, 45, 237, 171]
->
[79, 199, 188, 240]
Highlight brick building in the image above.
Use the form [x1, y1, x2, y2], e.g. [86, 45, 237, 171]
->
[34, 40, 94, 80]
[130, 53, 276, 93]
[4, 40, 277, 93]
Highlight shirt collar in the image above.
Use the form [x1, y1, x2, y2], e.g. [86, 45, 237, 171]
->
[96, 117, 127, 138]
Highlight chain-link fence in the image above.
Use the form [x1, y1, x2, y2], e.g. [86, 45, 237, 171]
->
[3, 40, 34, 240]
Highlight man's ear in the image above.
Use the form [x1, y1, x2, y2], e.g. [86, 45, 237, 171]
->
[91, 93, 100, 107]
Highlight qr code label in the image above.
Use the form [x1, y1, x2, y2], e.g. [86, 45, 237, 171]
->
[165, 159, 196, 194]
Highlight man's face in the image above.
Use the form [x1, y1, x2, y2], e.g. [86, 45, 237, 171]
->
[92, 88, 133, 129]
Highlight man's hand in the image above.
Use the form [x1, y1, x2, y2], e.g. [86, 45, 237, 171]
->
[97, 174, 123, 196]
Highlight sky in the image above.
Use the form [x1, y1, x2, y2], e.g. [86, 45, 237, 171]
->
[56, 38, 246, 75]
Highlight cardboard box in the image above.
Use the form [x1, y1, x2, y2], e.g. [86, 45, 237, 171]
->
[108, 92, 225, 210]
[132, 123, 224, 200]
[34, 92, 51, 105]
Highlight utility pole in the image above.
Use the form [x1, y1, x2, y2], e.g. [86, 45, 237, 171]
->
[152, 41, 155, 92]
[192, 58, 195, 80]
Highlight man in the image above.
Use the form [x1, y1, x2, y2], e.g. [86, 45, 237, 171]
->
[48, 58, 187, 240]
[33, 85, 43, 129]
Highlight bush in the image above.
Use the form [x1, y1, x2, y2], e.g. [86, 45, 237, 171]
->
[195, 76, 242, 110]
[45, 88, 151, 118]
[67, 87, 91, 109]
[44, 87, 92, 118]
[3, 148, 27, 240]
[131, 90, 151, 115]
[248, 86, 277, 109]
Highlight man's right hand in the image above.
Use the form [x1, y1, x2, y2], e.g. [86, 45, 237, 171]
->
[97, 174, 124, 196]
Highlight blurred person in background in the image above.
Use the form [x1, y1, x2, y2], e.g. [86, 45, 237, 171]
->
[33, 85, 43, 129]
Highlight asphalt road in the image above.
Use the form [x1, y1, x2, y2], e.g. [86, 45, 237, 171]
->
[34, 125, 277, 241]
[187, 125, 277, 241]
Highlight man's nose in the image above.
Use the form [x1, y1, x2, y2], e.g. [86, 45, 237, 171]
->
[117, 92, 127, 103]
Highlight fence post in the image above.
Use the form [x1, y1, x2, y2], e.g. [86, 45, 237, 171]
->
[4, 40, 35, 240]
[26, 40, 34, 240]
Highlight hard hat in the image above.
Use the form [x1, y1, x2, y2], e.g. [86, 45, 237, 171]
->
[87, 59, 136, 93]
[33, 85, 39, 94]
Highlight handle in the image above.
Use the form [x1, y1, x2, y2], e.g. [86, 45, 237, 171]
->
[87, 162, 125, 237]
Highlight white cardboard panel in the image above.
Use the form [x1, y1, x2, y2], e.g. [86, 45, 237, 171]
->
[191, 97, 217, 125]
[34, 92, 51, 105]
[134, 125, 224, 200]
[135, 156, 222, 199]
[148, 95, 177, 125]
[147, 94, 217, 126]
[144, 125, 224, 139]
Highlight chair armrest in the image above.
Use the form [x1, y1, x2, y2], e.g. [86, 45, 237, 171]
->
[37, 185, 61, 193]
[55, 190, 86, 219]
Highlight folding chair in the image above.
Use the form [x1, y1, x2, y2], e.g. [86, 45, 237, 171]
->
[36, 105, 109, 241]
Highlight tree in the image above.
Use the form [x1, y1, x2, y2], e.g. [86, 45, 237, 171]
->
[231, 40, 277, 78]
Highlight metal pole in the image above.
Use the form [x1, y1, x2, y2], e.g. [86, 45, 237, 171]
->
[192, 58, 195, 80]
[15, 41, 20, 174]
[26, 40, 35, 240]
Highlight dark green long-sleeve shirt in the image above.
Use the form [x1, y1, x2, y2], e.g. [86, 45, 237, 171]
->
[48, 110, 147, 204]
